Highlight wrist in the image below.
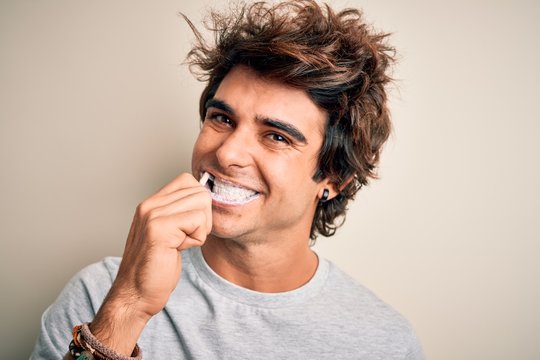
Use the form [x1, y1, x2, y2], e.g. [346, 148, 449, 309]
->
[70, 323, 142, 360]
[90, 294, 151, 356]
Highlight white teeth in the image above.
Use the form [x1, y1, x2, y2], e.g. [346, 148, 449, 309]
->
[210, 177, 259, 205]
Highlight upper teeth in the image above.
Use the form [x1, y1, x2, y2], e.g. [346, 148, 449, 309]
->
[210, 177, 259, 204]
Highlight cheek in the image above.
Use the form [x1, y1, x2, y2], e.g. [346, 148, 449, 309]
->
[191, 136, 203, 162]
[261, 156, 318, 193]
[193, 128, 218, 157]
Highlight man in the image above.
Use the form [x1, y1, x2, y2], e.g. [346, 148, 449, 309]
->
[32, 1, 424, 359]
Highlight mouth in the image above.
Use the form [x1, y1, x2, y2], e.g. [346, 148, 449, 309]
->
[202, 172, 261, 206]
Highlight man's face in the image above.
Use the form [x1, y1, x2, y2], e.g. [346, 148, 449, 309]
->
[192, 65, 329, 244]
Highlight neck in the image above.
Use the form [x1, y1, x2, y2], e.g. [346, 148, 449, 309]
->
[201, 234, 318, 293]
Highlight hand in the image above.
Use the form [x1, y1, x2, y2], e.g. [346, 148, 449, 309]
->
[89, 173, 212, 355]
[114, 172, 212, 316]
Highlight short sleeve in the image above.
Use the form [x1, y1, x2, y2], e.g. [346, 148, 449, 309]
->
[30, 257, 120, 359]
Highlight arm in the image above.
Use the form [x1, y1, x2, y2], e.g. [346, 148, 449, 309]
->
[57, 173, 211, 357]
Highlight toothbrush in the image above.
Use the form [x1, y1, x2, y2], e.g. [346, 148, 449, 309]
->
[199, 172, 212, 186]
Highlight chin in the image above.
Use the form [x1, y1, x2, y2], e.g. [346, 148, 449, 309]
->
[209, 224, 255, 245]
[209, 222, 240, 239]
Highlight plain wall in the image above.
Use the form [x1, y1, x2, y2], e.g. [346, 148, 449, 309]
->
[1, 0, 539, 359]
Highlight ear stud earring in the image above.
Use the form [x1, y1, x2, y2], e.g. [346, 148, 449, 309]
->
[320, 188, 330, 202]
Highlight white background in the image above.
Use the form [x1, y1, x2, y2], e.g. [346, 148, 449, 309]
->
[1, 0, 539, 358]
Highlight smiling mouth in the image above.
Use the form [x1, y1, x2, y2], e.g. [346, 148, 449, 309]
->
[205, 173, 261, 205]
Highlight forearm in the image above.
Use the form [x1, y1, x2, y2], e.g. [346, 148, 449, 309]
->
[53, 173, 210, 359]
[88, 291, 151, 356]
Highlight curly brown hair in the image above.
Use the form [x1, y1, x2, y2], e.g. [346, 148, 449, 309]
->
[184, 0, 395, 240]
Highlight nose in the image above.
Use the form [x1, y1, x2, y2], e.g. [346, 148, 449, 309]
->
[215, 127, 254, 169]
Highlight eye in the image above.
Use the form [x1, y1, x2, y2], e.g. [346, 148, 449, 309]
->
[266, 133, 291, 145]
[206, 112, 234, 127]
[214, 114, 232, 125]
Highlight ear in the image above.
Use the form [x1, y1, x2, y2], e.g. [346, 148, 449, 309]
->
[317, 175, 355, 202]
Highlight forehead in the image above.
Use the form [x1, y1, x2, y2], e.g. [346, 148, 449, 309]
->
[213, 66, 327, 138]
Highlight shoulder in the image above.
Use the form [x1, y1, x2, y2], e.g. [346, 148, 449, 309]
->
[31, 257, 122, 359]
[50, 256, 121, 317]
[75, 256, 121, 286]
[60, 257, 120, 302]
[318, 259, 424, 359]
[323, 259, 405, 319]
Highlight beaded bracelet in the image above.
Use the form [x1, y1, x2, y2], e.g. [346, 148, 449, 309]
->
[69, 323, 142, 360]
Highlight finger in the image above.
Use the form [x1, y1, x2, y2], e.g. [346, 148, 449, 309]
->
[173, 209, 209, 246]
[147, 209, 210, 249]
[178, 236, 206, 251]
[147, 190, 212, 229]
[140, 185, 209, 218]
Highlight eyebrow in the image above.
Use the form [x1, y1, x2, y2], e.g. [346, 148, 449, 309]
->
[204, 97, 307, 144]
[257, 117, 307, 144]
[205, 98, 235, 115]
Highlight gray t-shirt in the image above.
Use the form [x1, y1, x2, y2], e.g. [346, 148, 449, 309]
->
[31, 247, 424, 359]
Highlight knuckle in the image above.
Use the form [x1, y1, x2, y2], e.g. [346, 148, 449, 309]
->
[190, 207, 204, 218]
[146, 208, 160, 221]
[178, 172, 197, 186]
[184, 210, 204, 233]
[195, 210, 210, 234]
[198, 208, 208, 220]
[135, 204, 144, 218]
[178, 172, 191, 180]
[136, 200, 152, 217]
